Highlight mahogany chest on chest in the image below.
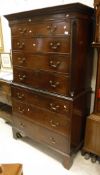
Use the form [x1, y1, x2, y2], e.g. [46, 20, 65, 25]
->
[5, 3, 94, 169]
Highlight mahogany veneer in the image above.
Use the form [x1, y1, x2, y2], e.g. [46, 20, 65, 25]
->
[5, 3, 94, 169]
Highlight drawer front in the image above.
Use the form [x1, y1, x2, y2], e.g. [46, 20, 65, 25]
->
[13, 115, 70, 153]
[11, 86, 71, 116]
[12, 37, 70, 53]
[10, 14, 66, 25]
[12, 99, 70, 136]
[12, 52, 70, 74]
[11, 20, 71, 37]
[13, 68, 70, 96]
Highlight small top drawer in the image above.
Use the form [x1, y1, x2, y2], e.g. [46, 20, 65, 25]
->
[11, 20, 71, 37]
[12, 52, 70, 74]
[12, 37, 70, 53]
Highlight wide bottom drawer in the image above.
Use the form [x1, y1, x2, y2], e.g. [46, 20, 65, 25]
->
[13, 116, 70, 154]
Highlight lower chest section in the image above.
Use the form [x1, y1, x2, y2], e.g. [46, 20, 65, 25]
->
[11, 84, 72, 153]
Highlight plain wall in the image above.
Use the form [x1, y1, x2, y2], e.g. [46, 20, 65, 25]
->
[0, 0, 94, 16]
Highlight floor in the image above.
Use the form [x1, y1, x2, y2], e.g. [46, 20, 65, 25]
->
[0, 118, 99, 175]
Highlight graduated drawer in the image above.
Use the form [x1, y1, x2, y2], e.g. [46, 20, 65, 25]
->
[12, 99, 70, 136]
[13, 115, 70, 153]
[11, 20, 70, 37]
[12, 52, 70, 74]
[13, 67, 70, 96]
[11, 85, 71, 116]
[12, 37, 70, 53]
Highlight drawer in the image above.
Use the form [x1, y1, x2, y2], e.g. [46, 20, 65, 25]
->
[11, 20, 71, 37]
[12, 52, 70, 74]
[13, 67, 70, 96]
[13, 115, 70, 154]
[12, 37, 70, 53]
[12, 99, 70, 136]
[11, 85, 71, 116]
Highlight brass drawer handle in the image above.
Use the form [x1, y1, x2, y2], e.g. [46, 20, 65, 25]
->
[18, 74, 26, 81]
[17, 92, 24, 99]
[17, 57, 26, 64]
[50, 120, 59, 127]
[17, 42, 25, 49]
[18, 28, 27, 34]
[50, 42, 61, 50]
[70, 91, 74, 97]
[49, 60, 60, 68]
[50, 137, 56, 144]
[28, 18, 32, 22]
[47, 25, 57, 33]
[49, 103, 59, 111]
[18, 107, 25, 113]
[63, 105, 69, 112]
[49, 80, 59, 88]
[33, 43, 36, 47]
